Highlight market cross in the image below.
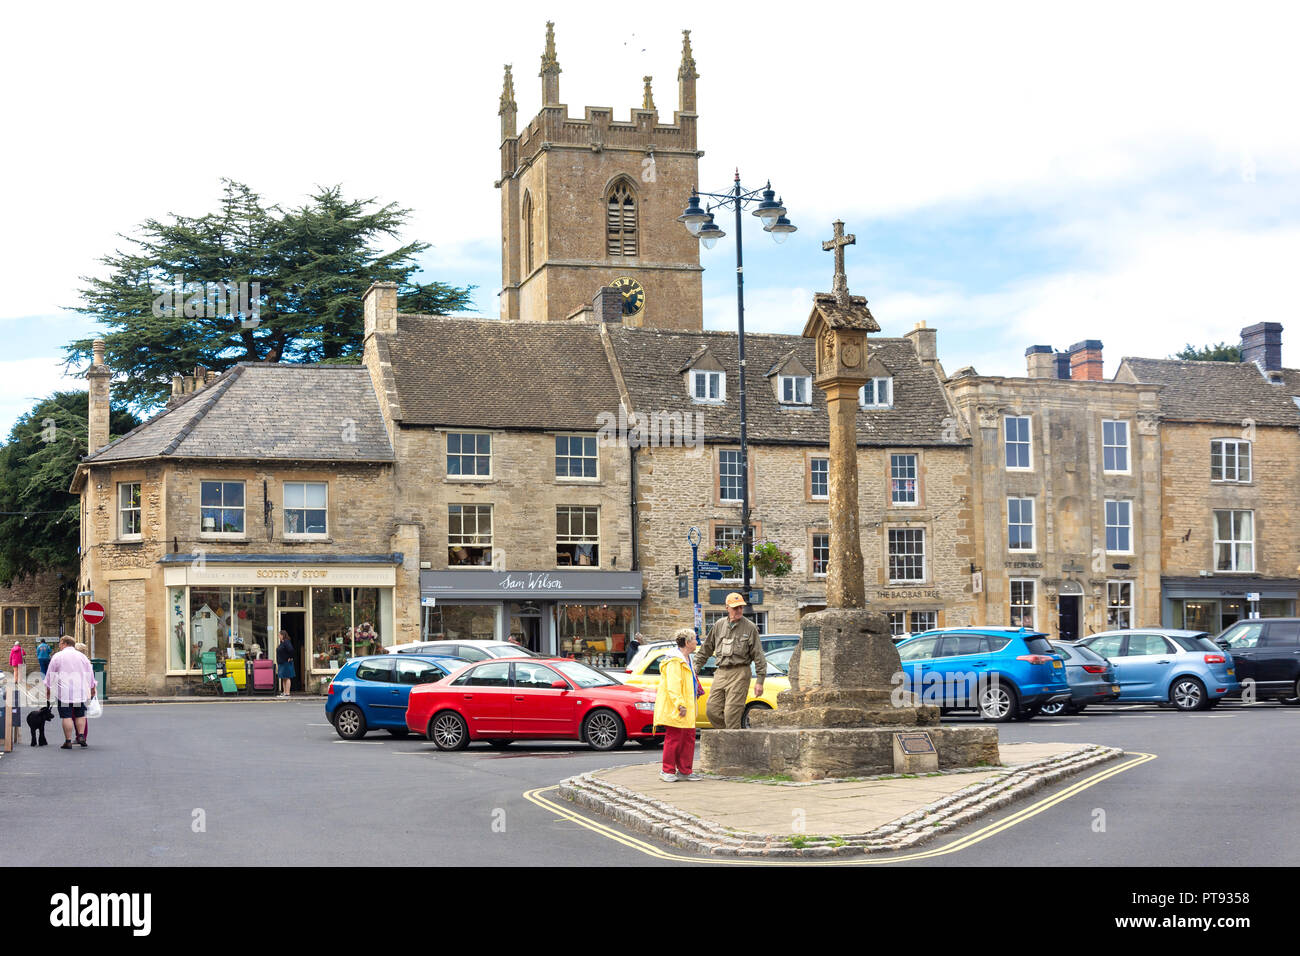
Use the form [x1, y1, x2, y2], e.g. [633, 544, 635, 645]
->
[821, 219, 856, 306]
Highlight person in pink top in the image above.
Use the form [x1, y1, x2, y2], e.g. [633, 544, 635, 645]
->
[43, 636, 96, 749]
[9, 640, 24, 680]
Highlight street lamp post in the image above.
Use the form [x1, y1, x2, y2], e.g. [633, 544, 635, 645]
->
[679, 172, 797, 604]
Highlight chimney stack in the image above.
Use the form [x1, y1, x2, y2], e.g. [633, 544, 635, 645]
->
[87, 339, 111, 453]
[1241, 322, 1282, 372]
[363, 282, 399, 339]
[1025, 345, 1056, 379]
[906, 321, 938, 364]
[1068, 340, 1104, 381]
[593, 287, 624, 324]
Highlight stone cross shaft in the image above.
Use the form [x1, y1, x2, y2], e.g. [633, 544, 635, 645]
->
[822, 220, 856, 307]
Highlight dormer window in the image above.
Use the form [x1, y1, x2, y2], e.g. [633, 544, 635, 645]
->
[779, 375, 810, 405]
[860, 377, 893, 408]
[691, 370, 725, 403]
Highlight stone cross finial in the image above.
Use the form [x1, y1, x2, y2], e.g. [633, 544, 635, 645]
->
[822, 220, 856, 307]
[642, 76, 655, 111]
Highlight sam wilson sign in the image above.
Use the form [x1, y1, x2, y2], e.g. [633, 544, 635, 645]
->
[420, 569, 642, 601]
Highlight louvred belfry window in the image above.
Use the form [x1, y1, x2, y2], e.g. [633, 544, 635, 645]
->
[606, 182, 637, 256]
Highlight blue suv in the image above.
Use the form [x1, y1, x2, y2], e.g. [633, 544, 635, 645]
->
[326, 654, 464, 739]
[895, 627, 1072, 722]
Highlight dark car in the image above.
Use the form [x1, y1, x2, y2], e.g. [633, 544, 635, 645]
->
[1044, 641, 1120, 715]
[326, 654, 465, 740]
[1215, 618, 1300, 703]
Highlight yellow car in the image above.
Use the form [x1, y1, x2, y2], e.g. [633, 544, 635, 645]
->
[624, 645, 789, 728]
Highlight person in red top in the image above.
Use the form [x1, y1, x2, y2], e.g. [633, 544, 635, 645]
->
[9, 640, 25, 681]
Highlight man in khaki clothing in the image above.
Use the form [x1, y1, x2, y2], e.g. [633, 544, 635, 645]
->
[694, 592, 765, 729]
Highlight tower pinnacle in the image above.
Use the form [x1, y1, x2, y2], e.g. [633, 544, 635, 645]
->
[678, 29, 699, 113]
[540, 21, 561, 104]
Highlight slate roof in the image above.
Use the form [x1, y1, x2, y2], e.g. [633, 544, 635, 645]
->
[1117, 357, 1300, 427]
[85, 364, 394, 463]
[386, 316, 622, 430]
[605, 327, 963, 446]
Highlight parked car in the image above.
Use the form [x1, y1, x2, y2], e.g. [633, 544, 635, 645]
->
[624, 645, 788, 728]
[895, 627, 1072, 721]
[1213, 618, 1300, 703]
[1043, 641, 1120, 715]
[326, 654, 465, 740]
[1075, 629, 1238, 711]
[386, 639, 541, 660]
[765, 645, 796, 675]
[406, 657, 661, 751]
[761, 634, 800, 653]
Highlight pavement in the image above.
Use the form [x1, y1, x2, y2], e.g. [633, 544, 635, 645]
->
[559, 741, 1125, 858]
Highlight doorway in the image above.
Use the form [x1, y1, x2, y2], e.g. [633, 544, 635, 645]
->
[279, 610, 306, 692]
[1058, 595, 1081, 641]
[508, 602, 543, 654]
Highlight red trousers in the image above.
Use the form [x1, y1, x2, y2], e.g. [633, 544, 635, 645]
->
[661, 725, 695, 775]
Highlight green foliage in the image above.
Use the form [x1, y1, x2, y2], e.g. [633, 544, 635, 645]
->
[0, 392, 140, 583]
[702, 539, 793, 578]
[1173, 342, 1241, 362]
[65, 180, 475, 409]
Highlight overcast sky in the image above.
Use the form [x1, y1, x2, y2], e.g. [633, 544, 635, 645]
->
[2, 0, 1297, 434]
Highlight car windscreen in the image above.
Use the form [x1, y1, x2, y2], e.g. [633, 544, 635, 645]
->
[552, 660, 617, 688]
[486, 644, 543, 658]
[1169, 633, 1218, 652]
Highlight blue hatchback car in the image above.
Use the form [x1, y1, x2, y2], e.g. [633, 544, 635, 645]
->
[326, 655, 465, 739]
[1075, 629, 1238, 711]
[895, 627, 1072, 722]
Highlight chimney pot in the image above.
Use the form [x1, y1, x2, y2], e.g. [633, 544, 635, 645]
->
[92, 339, 106, 367]
[593, 286, 624, 324]
[1240, 321, 1282, 372]
[1067, 339, 1104, 381]
[1025, 345, 1057, 379]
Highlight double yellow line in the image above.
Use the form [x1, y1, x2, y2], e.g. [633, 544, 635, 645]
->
[523, 751, 1157, 865]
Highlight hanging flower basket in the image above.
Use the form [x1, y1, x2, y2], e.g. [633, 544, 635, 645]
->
[703, 541, 793, 579]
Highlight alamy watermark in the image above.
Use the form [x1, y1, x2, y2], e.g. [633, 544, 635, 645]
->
[595, 407, 705, 455]
[151, 276, 261, 328]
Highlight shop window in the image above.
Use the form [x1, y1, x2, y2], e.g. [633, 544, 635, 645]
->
[448, 432, 491, 478]
[119, 482, 142, 538]
[283, 482, 327, 536]
[1106, 581, 1133, 629]
[556, 434, 598, 479]
[428, 605, 499, 642]
[911, 610, 937, 632]
[168, 587, 187, 671]
[887, 611, 907, 638]
[201, 480, 245, 534]
[703, 610, 768, 635]
[556, 505, 599, 566]
[310, 586, 389, 670]
[448, 504, 493, 566]
[2, 606, 39, 636]
[558, 603, 636, 665]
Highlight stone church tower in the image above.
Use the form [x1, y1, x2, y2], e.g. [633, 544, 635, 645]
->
[497, 24, 705, 330]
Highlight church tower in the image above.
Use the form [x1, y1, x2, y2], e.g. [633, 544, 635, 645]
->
[497, 24, 704, 330]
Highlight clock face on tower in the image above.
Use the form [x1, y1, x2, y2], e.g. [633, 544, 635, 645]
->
[610, 276, 645, 317]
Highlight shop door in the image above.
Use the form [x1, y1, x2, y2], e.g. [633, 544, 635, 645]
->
[508, 603, 543, 654]
[1058, 596, 1080, 641]
[280, 611, 306, 692]
[1221, 600, 1245, 632]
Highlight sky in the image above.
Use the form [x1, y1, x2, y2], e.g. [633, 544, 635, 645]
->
[1, 0, 1298, 435]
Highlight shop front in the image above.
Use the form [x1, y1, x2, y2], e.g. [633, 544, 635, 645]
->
[161, 554, 399, 692]
[419, 569, 642, 666]
[1162, 576, 1299, 633]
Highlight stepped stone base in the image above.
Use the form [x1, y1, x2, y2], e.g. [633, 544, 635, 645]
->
[699, 726, 1002, 781]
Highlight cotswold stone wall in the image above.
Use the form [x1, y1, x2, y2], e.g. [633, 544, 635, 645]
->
[0, 569, 68, 665]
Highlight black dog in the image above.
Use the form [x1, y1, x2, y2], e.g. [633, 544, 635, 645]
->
[27, 705, 53, 746]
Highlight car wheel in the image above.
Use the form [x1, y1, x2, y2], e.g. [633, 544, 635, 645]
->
[742, 702, 773, 728]
[486, 739, 514, 749]
[429, 711, 470, 751]
[1281, 679, 1300, 706]
[1039, 699, 1067, 717]
[636, 737, 664, 748]
[1171, 676, 1209, 712]
[386, 728, 411, 738]
[333, 705, 367, 740]
[583, 709, 626, 751]
[978, 683, 1018, 722]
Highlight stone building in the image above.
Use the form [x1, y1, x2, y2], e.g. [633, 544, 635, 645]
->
[1, 569, 69, 667]
[497, 24, 704, 329]
[946, 343, 1164, 638]
[1114, 322, 1300, 629]
[605, 322, 976, 639]
[71, 348, 402, 694]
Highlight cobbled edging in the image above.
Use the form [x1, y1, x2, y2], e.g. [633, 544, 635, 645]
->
[558, 744, 1124, 858]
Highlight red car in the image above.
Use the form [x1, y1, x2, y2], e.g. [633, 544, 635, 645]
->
[405, 657, 662, 751]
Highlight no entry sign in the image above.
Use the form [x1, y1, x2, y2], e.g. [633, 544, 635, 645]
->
[82, 602, 106, 626]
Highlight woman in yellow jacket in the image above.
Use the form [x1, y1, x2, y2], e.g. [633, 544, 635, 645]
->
[653, 627, 701, 781]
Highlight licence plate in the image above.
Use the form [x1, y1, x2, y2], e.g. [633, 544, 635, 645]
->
[1112, 685, 1121, 693]
[1227, 669, 1234, 676]
[1053, 660, 1062, 668]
